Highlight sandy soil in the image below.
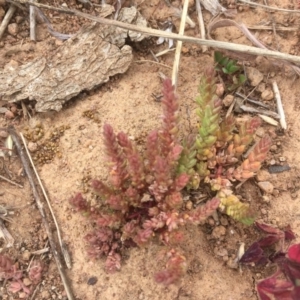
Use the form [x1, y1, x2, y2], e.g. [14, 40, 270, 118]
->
[0, 0, 300, 299]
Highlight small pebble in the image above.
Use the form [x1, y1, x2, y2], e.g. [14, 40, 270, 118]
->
[7, 23, 19, 36]
[216, 83, 225, 97]
[28, 142, 38, 152]
[261, 208, 267, 215]
[256, 170, 271, 182]
[0, 130, 8, 138]
[207, 217, 215, 226]
[23, 278, 32, 286]
[212, 226, 226, 239]
[262, 195, 270, 203]
[279, 156, 286, 162]
[41, 290, 51, 299]
[258, 181, 274, 194]
[22, 250, 31, 261]
[223, 94, 234, 107]
[227, 258, 238, 269]
[255, 127, 265, 137]
[185, 200, 193, 210]
[16, 16, 24, 24]
[87, 276, 98, 285]
[256, 82, 265, 93]
[270, 145, 278, 152]
[272, 189, 279, 197]
[5, 110, 14, 119]
[220, 216, 228, 226]
[214, 247, 228, 257]
[245, 67, 263, 86]
[261, 89, 274, 101]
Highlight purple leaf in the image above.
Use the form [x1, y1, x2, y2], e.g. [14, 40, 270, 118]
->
[258, 235, 282, 248]
[284, 226, 296, 241]
[256, 222, 283, 236]
[240, 242, 264, 264]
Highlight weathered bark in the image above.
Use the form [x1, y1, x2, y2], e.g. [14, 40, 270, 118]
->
[0, 7, 147, 112]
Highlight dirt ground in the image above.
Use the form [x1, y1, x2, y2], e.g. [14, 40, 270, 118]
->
[0, 0, 300, 299]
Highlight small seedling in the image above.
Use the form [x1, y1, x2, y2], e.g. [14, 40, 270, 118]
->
[214, 51, 246, 91]
[0, 254, 43, 297]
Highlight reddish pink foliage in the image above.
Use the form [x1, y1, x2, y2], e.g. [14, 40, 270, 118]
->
[69, 193, 90, 213]
[105, 252, 121, 273]
[155, 250, 186, 285]
[70, 78, 219, 285]
[28, 260, 43, 284]
[0, 255, 22, 280]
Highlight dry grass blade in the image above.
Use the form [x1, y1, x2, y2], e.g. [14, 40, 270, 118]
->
[0, 4, 17, 40]
[237, 0, 300, 13]
[0, 174, 23, 188]
[20, 133, 72, 269]
[7, 126, 75, 300]
[9, 0, 300, 65]
[0, 219, 14, 247]
[171, 0, 189, 88]
[29, 0, 37, 40]
[195, 0, 207, 52]
[272, 81, 287, 130]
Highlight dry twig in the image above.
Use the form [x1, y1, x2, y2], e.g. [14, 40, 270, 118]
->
[195, 0, 207, 52]
[0, 174, 23, 188]
[237, 0, 300, 14]
[29, 0, 37, 41]
[20, 133, 72, 269]
[8, 0, 300, 65]
[171, 0, 189, 88]
[0, 218, 14, 247]
[272, 81, 287, 130]
[0, 4, 17, 40]
[7, 126, 75, 300]
[239, 105, 280, 119]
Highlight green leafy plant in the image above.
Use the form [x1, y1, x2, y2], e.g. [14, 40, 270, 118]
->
[179, 68, 271, 224]
[214, 51, 246, 91]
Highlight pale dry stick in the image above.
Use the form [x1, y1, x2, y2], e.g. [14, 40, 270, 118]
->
[135, 60, 172, 70]
[0, 218, 14, 247]
[247, 25, 299, 32]
[235, 91, 269, 109]
[237, 0, 300, 13]
[0, 174, 23, 188]
[258, 114, 279, 127]
[31, 247, 49, 255]
[10, 0, 300, 64]
[29, 283, 41, 300]
[225, 97, 237, 118]
[171, 0, 189, 89]
[20, 133, 72, 269]
[0, 4, 17, 40]
[272, 81, 287, 130]
[240, 104, 280, 119]
[29, 0, 37, 41]
[7, 126, 75, 300]
[155, 48, 175, 57]
[195, 0, 207, 52]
